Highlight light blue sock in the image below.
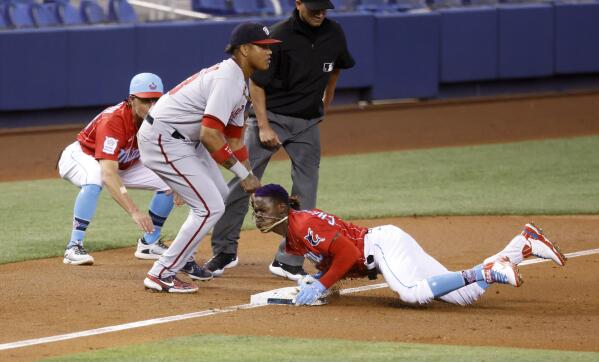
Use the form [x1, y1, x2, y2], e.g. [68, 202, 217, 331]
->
[426, 272, 466, 298]
[68, 184, 102, 249]
[142, 191, 174, 244]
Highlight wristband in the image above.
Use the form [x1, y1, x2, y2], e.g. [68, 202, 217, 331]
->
[210, 144, 233, 165]
[225, 124, 243, 138]
[229, 161, 250, 180]
[233, 146, 249, 162]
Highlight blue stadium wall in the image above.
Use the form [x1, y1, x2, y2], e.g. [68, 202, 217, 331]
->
[1, 3, 599, 111]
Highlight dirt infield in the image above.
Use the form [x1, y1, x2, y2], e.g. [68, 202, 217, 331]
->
[1, 93, 599, 361]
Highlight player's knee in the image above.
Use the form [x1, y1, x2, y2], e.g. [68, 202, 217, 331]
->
[397, 280, 434, 305]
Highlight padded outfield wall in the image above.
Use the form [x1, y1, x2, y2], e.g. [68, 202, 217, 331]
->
[0, 3, 599, 111]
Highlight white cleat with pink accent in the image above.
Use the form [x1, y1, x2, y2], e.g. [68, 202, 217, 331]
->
[521, 223, 567, 266]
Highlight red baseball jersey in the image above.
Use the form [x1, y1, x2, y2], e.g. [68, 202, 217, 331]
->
[286, 209, 369, 280]
[77, 102, 140, 170]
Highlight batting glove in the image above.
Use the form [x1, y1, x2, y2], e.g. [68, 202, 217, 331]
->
[295, 280, 326, 306]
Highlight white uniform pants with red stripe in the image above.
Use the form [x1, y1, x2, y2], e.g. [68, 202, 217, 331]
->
[138, 121, 228, 278]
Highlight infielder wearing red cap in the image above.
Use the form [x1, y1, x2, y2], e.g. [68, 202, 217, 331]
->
[251, 184, 567, 306]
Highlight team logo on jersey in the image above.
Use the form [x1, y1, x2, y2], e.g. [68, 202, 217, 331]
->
[263, 26, 270, 36]
[304, 251, 323, 264]
[230, 104, 245, 121]
[118, 148, 140, 164]
[323, 62, 334, 73]
[102, 137, 118, 155]
[304, 227, 325, 247]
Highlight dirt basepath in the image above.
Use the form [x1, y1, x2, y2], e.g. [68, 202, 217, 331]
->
[1, 93, 598, 361]
[1, 216, 598, 361]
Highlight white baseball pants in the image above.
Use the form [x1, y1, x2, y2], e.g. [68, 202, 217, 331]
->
[365, 225, 487, 306]
[58, 141, 169, 191]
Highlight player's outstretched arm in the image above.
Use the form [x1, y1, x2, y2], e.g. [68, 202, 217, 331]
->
[99, 159, 154, 233]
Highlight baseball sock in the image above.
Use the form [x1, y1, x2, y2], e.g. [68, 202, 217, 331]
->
[67, 184, 102, 249]
[426, 272, 466, 298]
[142, 191, 174, 244]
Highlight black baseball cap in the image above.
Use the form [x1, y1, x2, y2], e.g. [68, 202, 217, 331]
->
[301, 0, 335, 10]
[225, 22, 282, 53]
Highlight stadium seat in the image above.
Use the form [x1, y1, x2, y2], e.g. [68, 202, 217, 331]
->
[31, 2, 59, 27]
[356, 0, 410, 12]
[56, 0, 83, 25]
[108, 0, 138, 23]
[80, 0, 106, 24]
[0, 3, 8, 29]
[5, 1, 35, 28]
[331, 0, 357, 11]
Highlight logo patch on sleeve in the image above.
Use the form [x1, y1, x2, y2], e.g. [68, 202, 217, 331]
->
[102, 137, 118, 155]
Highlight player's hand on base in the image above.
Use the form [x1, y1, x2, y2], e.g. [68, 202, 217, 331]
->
[258, 125, 282, 149]
[295, 280, 326, 306]
[240, 174, 261, 193]
[132, 211, 154, 233]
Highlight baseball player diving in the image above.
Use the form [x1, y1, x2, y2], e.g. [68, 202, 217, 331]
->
[250, 184, 567, 306]
[58, 73, 176, 266]
[137, 22, 280, 293]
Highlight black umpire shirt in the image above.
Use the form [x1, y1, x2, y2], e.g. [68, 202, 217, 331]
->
[250, 9, 355, 120]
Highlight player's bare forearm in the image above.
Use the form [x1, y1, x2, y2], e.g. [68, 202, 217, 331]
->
[99, 160, 140, 215]
[323, 69, 340, 114]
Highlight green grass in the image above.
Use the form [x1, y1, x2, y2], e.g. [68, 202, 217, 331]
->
[43, 334, 599, 361]
[2, 135, 599, 264]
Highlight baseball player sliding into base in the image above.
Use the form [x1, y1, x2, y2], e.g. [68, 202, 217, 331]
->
[251, 184, 567, 306]
[138, 22, 280, 293]
[58, 73, 176, 265]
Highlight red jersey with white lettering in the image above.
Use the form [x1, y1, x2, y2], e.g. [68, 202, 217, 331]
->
[76, 101, 140, 170]
[285, 209, 369, 279]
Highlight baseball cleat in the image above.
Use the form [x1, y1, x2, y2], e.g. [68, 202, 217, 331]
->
[269, 260, 307, 281]
[181, 261, 214, 281]
[143, 274, 198, 293]
[134, 238, 168, 260]
[63, 245, 94, 265]
[203, 253, 238, 277]
[521, 223, 567, 266]
[483, 256, 523, 287]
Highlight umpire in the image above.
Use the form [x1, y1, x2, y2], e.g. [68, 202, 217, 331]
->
[205, 0, 355, 280]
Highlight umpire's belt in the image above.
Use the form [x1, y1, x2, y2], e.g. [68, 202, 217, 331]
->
[145, 115, 186, 140]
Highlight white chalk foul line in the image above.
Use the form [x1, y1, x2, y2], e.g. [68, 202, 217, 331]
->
[1, 247, 598, 352]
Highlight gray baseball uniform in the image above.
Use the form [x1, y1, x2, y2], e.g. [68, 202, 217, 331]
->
[138, 59, 247, 278]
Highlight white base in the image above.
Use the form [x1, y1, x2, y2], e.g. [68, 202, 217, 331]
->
[250, 286, 327, 306]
